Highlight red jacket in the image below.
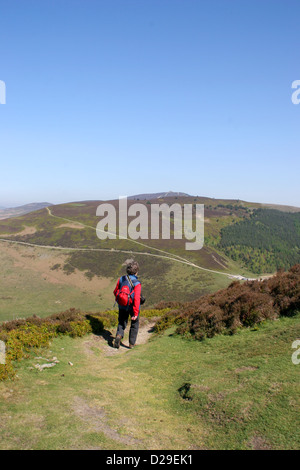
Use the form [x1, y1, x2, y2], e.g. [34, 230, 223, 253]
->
[113, 276, 141, 317]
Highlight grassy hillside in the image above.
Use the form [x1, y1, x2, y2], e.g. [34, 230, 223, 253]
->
[0, 311, 299, 449]
[0, 240, 235, 322]
[0, 197, 253, 322]
[0, 202, 53, 220]
[0, 196, 298, 322]
[0, 265, 299, 449]
[0, 244, 115, 322]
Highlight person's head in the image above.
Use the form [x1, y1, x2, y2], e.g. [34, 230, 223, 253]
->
[126, 260, 139, 276]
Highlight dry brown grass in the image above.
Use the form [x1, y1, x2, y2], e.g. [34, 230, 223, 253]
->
[2, 243, 112, 294]
[1, 226, 37, 237]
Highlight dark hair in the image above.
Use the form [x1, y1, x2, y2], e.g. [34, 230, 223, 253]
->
[126, 261, 139, 275]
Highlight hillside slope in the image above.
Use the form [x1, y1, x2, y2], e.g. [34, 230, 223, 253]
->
[155, 264, 300, 340]
[0, 195, 299, 321]
[0, 308, 299, 449]
[0, 265, 299, 449]
[219, 209, 300, 273]
[0, 197, 247, 320]
[0, 203, 53, 220]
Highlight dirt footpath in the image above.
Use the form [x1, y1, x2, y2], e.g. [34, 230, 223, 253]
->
[83, 319, 157, 357]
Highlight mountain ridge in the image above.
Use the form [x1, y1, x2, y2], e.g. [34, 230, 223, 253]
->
[128, 191, 191, 200]
[0, 202, 53, 220]
[0, 194, 299, 320]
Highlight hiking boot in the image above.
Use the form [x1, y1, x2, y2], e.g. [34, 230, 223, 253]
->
[129, 343, 134, 349]
[114, 334, 122, 349]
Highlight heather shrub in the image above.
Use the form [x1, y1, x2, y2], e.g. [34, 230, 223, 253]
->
[0, 362, 16, 381]
[158, 265, 300, 341]
[0, 309, 101, 381]
[267, 265, 300, 316]
[154, 301, 184, 310]
[69, 320, 92, 337]
[141, 308, 171, 318]
[154, 309, 183, 334]
[0, 318, 27, 332]
[86, 312, 118, 334]
[5, 324, 56, 362]
[48, 308, 85, 323]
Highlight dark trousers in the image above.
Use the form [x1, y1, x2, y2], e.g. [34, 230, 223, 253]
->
[116, 309, 139, 346]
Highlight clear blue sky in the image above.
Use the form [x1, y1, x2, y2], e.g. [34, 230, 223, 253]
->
[0, 0, 299, 207]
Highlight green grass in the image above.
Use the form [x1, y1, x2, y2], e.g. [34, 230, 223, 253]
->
[0, 239, 241, 322]
[0, 247, 112, 322]
[137, 316, 300, 449]
[0, 314, 299, 449]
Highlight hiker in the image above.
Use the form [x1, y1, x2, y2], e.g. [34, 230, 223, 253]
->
[113, 261, 142, 349]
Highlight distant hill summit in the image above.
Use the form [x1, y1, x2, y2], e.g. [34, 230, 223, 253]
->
[127, 193, 300, 212]
[0, 202, 53, 220]
[129, 191, 191, 200]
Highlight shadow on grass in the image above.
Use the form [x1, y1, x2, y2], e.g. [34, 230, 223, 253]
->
[86, 314, 156, 349]
[86, 314, 116, 348]
[98, 328, 115, 348]
[97, 330, 130, 350]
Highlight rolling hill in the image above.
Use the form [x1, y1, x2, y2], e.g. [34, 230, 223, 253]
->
[0, 194, 299, 321]
[0, 202, 53, 220]
[129, 191, 191, 200]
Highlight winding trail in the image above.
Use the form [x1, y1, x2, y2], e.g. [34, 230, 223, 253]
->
[0, 206, 246, 280]
[84, 319, 156, 357]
